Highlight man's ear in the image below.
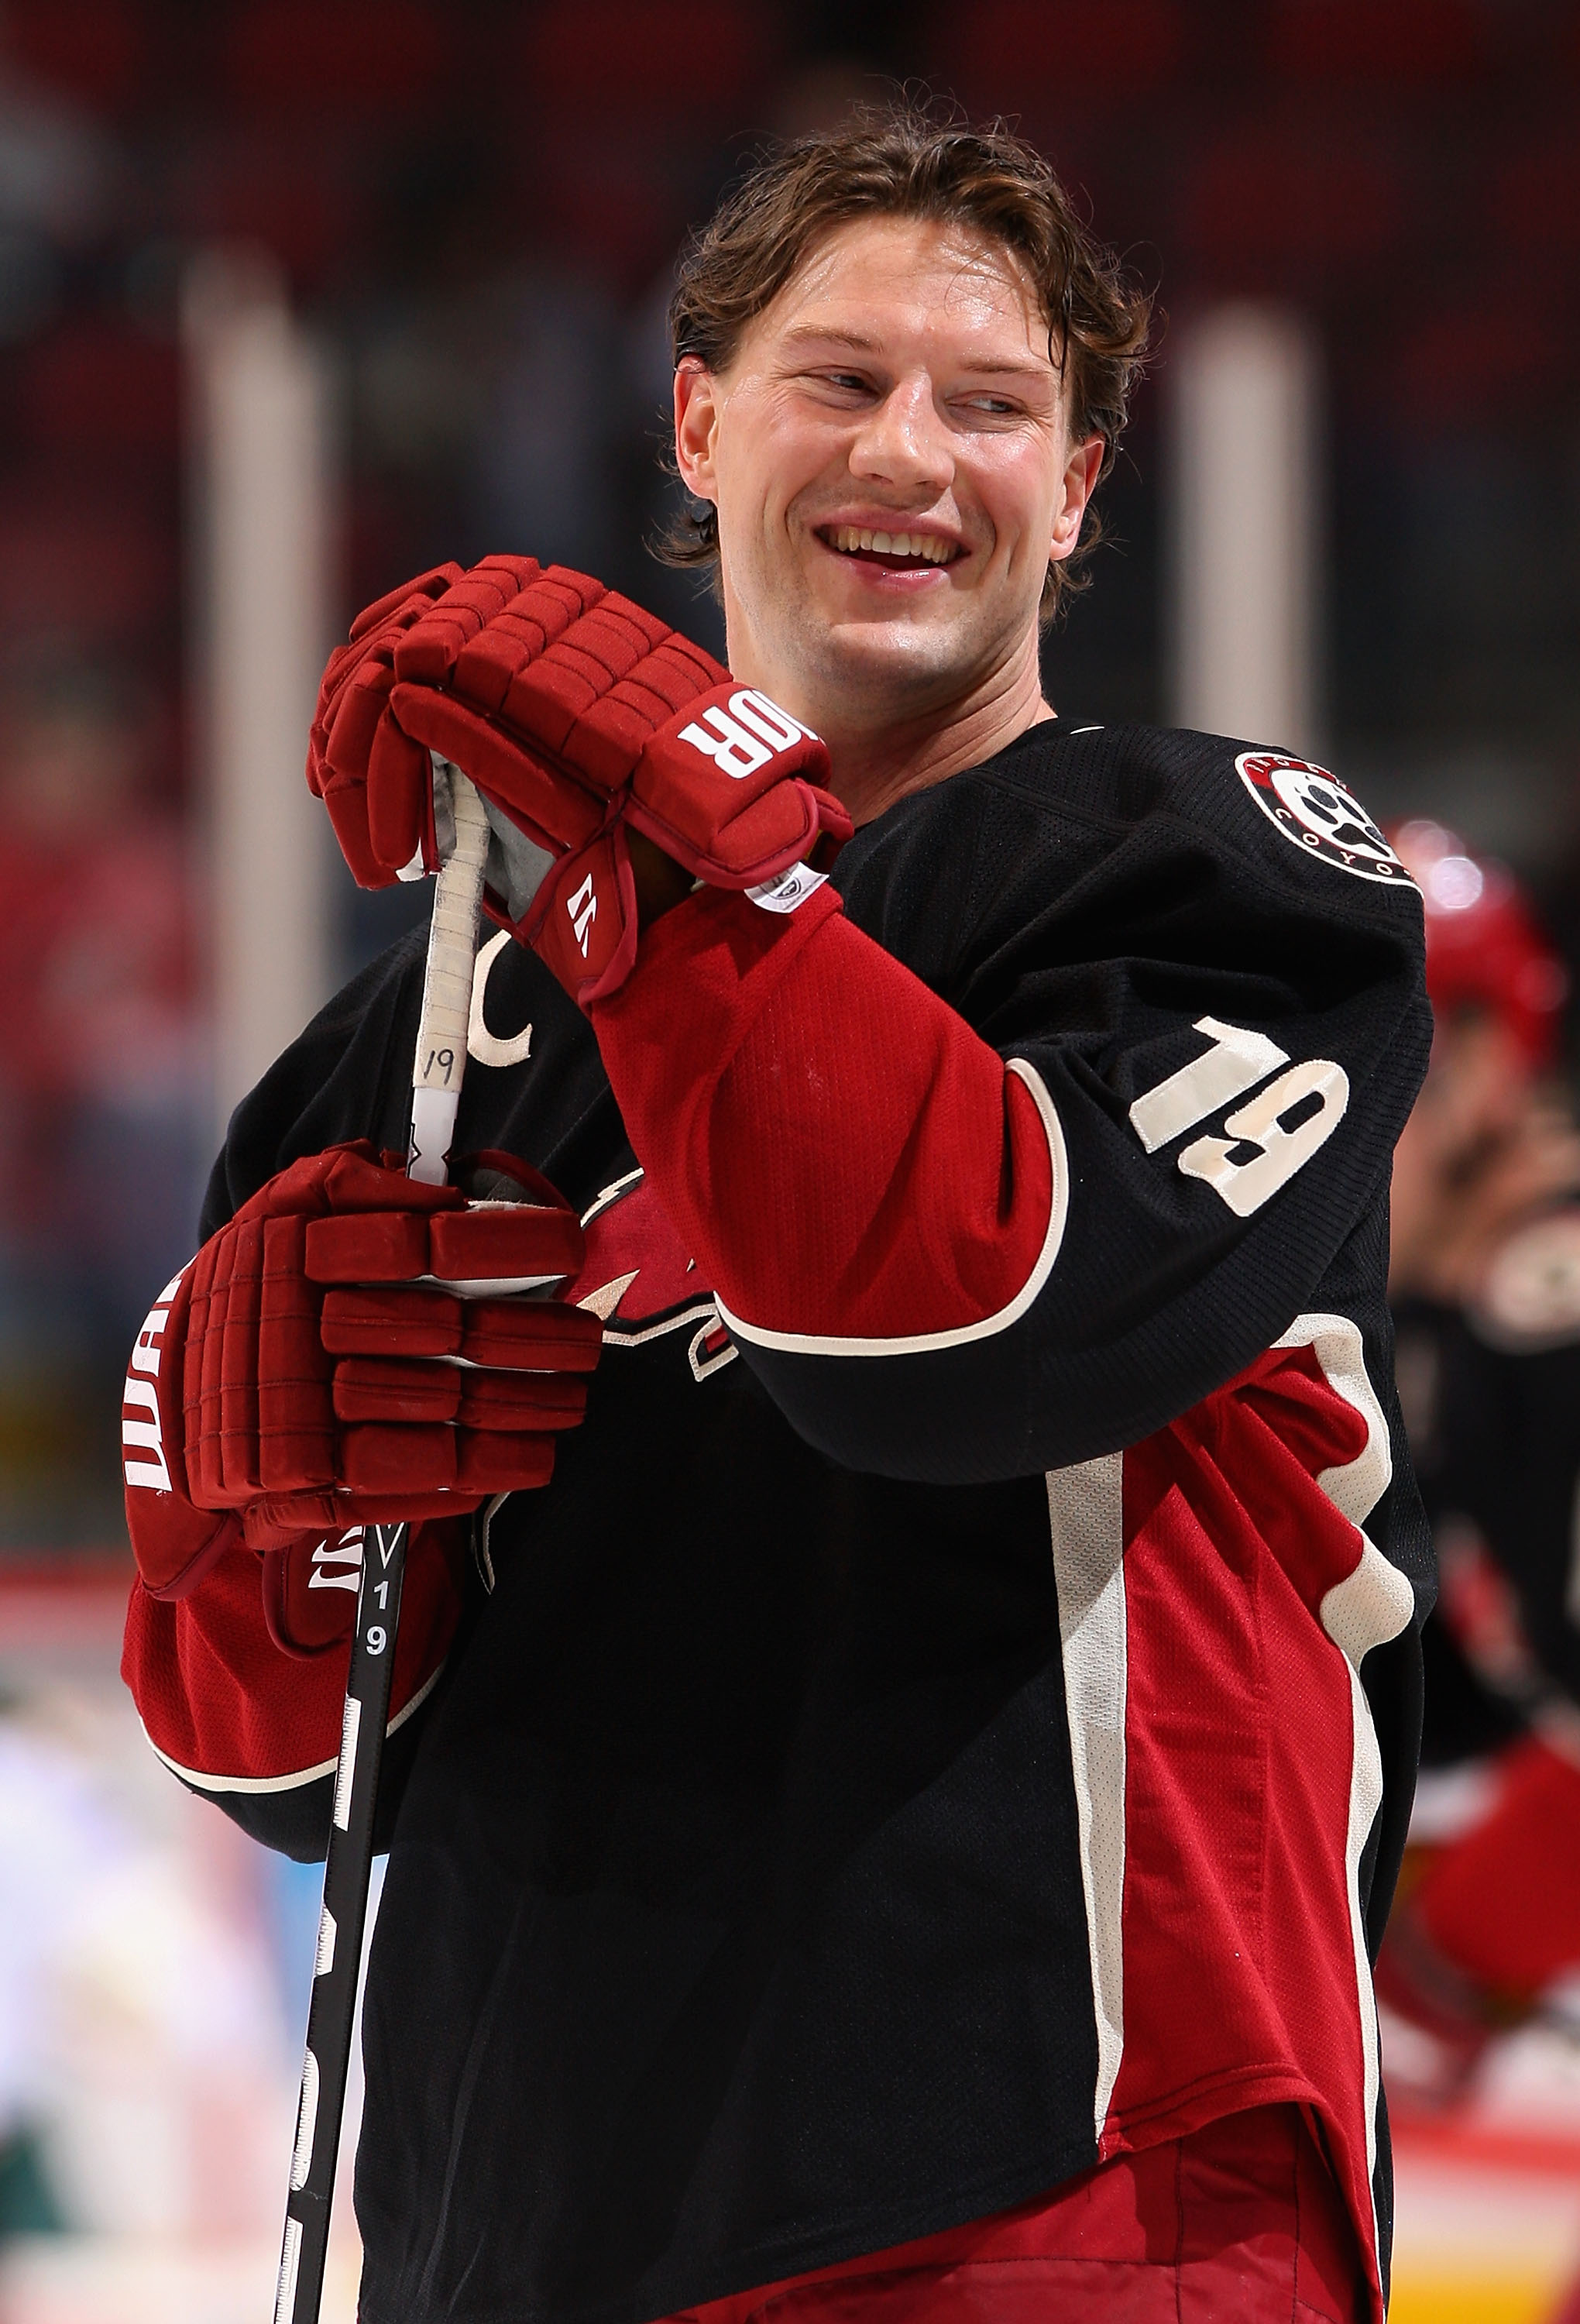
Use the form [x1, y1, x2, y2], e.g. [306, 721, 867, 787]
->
[674, 359, 721, 506]
[1050, 434, 1105, 565]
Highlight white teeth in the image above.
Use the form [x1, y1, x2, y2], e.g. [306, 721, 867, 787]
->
[830, 525, 956, 563]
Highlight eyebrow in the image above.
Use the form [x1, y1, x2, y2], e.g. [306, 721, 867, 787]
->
[778, 325, 1050, 377]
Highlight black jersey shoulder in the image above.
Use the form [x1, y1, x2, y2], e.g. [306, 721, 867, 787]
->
[830, 719, 1426, 1071]
[748, 717, 1432, 1486]
[834, 719, 1424, 964]
[963, 718, 1413, 893]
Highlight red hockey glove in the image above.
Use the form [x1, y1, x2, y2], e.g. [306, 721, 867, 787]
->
[122, 1143, 602, 1587]
[309, 562, 850, 1006]
[390, 565, 850, 1002]
[256, 1514, 472, 1659]
[307, 556, 540, 887]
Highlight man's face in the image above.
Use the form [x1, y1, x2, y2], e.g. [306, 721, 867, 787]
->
[675, 214, 1101, 726]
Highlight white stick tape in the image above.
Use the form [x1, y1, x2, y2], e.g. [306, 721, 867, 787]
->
[331, 1695, 361, 1832]
[410, 768, 489, 1186]
[290, 2048, 320, 2193]
[274, 2216, 302, 2324]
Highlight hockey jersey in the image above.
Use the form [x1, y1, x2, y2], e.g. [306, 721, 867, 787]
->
[123, 717, 1434, 2324]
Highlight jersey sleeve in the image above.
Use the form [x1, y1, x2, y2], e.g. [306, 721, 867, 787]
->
[589, 739, 1431, 1483]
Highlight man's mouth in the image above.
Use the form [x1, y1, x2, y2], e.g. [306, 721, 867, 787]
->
[818, 524, 962, 572]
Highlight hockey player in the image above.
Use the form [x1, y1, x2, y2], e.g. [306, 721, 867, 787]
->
[1380, 821, 1580, 2094]
[122, 109, 1431, 2323]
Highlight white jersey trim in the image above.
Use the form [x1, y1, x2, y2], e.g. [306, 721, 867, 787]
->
[716, 1059, 1068, 1359]
[1273, 1312, 1415, 1666]
[1279, 1311, 1414, 2270]
[141, 1659, 445, 1796]
[600, 1299, 721, 1350]
[1047, 1452, 1128, 2145]
[1340, 1655, 1389, 2224]
[1273, 1313, 1392, 1528]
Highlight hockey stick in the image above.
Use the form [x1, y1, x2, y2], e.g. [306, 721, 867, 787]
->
[276, 767, 491, 2324]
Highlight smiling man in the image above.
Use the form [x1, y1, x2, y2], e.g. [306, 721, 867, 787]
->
[668, 208, 1102, 816]
[122, 109, 1431, 2324]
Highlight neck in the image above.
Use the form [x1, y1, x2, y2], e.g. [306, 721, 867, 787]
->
[732, 627, 1053, 827]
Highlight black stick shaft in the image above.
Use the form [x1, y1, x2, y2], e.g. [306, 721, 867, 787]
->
[275, 1521, 409, 2324]
[275, 765, 486, 2323]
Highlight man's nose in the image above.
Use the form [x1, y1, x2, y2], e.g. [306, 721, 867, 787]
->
[848, 376, 953, 494]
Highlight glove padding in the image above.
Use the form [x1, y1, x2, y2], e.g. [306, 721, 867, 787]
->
[258, 1512, 469, 1661]
[309, 560, 852, 1005]
[307, 557, 539, 888]
[123, 1142, 601, 1580]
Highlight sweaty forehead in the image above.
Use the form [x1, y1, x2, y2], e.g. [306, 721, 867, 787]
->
[748, 215, 1051, 368]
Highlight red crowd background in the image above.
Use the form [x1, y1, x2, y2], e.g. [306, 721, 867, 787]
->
[0, 0, 1571, 1550]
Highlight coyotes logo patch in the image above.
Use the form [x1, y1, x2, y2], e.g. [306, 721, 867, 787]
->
[568, 1170, 735, 1381]
[1235, 751, 1413, 886]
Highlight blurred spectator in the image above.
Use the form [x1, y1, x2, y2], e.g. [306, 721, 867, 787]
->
[0, 5, 112, 346]
[467, 270, 624, 578]
[1389, 823, 1575, 1312]
[0, 645, 200, 1545]
[1382, 823, 1580, 2103]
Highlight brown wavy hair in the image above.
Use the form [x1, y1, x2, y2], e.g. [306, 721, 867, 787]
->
[657, 101, 1152, 619]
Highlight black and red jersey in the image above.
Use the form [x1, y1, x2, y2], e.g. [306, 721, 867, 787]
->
[122, 717, 1433, 2324]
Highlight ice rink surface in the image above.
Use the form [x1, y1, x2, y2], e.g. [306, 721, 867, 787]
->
[1389, 2049, 1580, 2322]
